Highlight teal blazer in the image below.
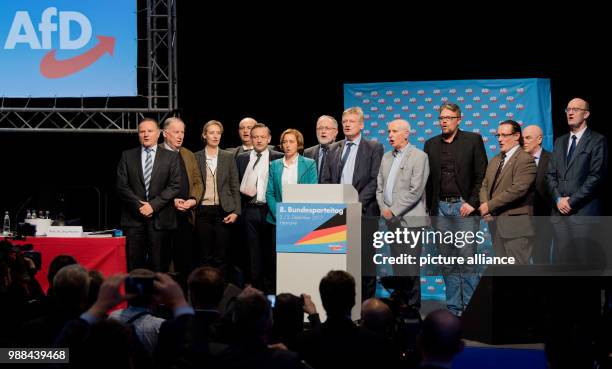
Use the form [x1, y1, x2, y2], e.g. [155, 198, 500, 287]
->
[266, 155, 318, 224]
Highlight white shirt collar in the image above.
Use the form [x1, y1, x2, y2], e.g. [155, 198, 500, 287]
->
[142, 144, 157, 153]
[503, 144, 520, 161]
[163, 142, 179, 152]
[571, 125, 587, 140]
[532, 147, 542, 160]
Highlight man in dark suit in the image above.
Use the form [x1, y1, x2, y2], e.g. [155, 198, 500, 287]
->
[480, 120, 537, 264]
[424, 103, 487, 316]
[116, 118, 181, 272]
[546, 98, 608, 265]
[320, 107, 384, 299]
[236, 123, 283, 291]
[523, 124, 554, 264]
[162, 117, 204, 287]
[227, 117, 257, 157]
[304, 115, 338, 183]
[321, 107, 384, 216]
[544, 97, 608, 369]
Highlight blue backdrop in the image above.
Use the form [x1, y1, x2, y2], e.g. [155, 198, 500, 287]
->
[344, 78, 553, 300]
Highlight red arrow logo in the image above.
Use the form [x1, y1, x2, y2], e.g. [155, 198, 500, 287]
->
[39, 36, 115, 79]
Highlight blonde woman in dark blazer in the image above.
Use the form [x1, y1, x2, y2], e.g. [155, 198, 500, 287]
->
[194, 120, 241, 270]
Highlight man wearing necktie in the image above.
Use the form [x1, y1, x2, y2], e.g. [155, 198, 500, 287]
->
[116, 118, 182, 272]
[479, 120, 536, 264]
[523, 125, 554, 264]
[321, 107, 384, 299]
[376, 119, 429, 309]
[304, 115, 339, 183]
[546, 98, 608, 265]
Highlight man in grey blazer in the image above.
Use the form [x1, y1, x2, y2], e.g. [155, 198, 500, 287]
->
[304, 115, 338, 183]
[546, 98, 608, 265]
[376, 119, 430, 308]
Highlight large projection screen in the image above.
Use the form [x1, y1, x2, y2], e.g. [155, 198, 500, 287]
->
[0, 1, 137, 97]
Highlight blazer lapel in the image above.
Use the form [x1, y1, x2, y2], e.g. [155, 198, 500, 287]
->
[393, 145, 413, 192]
[566, 129, 590, 171]
[353, 140, 365, 186]
[136, 147, 146, 188]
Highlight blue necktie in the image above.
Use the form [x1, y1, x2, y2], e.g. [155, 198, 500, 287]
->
[144, 148, 153, 199]
[339, 142, 354, 177]
[566, 135, 577, 163]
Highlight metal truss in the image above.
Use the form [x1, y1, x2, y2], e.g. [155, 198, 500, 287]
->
[0, 109, 172, 132]
[0, 0, 178, 132]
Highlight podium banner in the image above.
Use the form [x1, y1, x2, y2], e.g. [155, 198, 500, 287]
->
[276, 203, 347, 254]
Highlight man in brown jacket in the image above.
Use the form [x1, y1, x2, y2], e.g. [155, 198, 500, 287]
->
[479, 120, 537, 264]
[162, 117, 204, 287]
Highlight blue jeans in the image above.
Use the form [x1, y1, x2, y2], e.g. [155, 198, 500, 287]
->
[435, 200, 480, 316]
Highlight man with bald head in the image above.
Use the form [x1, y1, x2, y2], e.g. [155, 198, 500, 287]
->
[523, 124, 553, 263]
[304, 115, 339, 183]
[360, 298, 393, 337]
[418, 309, 464, 368]
[546, 98, 608, 264]
[227, 117, 257, 157]
[376, 119, 429, 309]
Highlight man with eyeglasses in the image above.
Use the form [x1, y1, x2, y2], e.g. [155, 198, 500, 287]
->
[304, 115, 339, 183]
[479, 120, 536, 264]
[424, 103, 487, 316]
[546, 98, 608, 265]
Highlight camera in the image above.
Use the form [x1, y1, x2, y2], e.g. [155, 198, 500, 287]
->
[125, 276, 154, 297]
[380, 276, 423, 365]
[0, 240, 42, 272]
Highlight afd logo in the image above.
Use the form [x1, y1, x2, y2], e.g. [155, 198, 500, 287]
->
[3, 7, 114, 78]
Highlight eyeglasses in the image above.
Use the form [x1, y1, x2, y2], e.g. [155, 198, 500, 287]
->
[316, 127, 337, 132]
[438, 116, 460, 121]
[494, 133, 518, 138]
[564, 107, 587, 113]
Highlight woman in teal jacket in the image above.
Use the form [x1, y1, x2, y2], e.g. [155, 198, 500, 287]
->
[266, 128, 318, 224]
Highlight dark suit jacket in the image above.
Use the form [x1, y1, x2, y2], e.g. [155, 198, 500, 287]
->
[546, 128, 608, 221]
[116, 146, 181, 230]
[194, 148, 241, 215]
[296, 317, 397, 369]
[424, 130, 488, 215]
[320, 137, 384, 216]
[303, 144, 320, 163]
[155, 311, 229, 369]
[236, 149, 284, 206]
[534, 149, 553, 216]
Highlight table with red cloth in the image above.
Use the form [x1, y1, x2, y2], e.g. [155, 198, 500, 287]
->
[11, 236, 127, 293]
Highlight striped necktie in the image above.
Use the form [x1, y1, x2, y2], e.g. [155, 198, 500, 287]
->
[144, 148, 153, 199]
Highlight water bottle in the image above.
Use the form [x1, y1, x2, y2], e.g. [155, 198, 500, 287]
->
[39, 210, 44, 219]
[32, 210, 37, 219]
[26, 209, 32, 219]
[45, 210, 50, 220]
[3, 211, 10, 235]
